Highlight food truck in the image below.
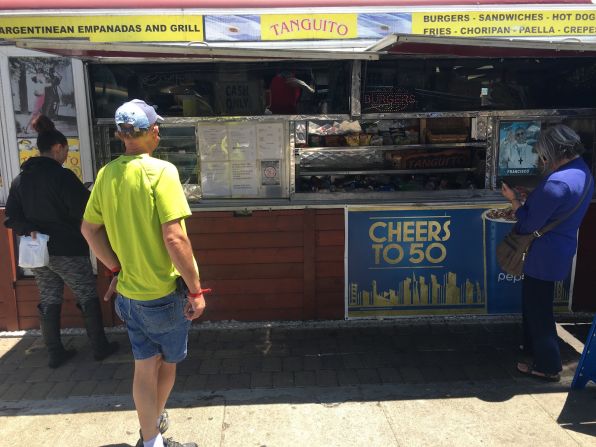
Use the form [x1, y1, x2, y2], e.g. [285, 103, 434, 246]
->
[1, 0, 596, 329]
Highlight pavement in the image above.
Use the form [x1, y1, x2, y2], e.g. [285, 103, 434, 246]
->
[1, 317, 596, 447]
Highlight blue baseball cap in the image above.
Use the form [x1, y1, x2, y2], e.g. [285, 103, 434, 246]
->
[115, 99, 164, 133]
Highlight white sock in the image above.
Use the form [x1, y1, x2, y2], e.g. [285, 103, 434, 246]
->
[143, 433, 164, 447]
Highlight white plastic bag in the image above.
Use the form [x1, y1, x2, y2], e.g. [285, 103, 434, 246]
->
[18, 233, 50, 268]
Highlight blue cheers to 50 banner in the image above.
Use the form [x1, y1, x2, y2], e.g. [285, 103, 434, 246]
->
[347, 205, 488, 318]
[346, 204, 571, 318]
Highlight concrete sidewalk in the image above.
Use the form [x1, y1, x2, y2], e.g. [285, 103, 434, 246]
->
[1, 318, 595, 447]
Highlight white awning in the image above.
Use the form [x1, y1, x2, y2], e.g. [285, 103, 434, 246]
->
[368, 33, 596, 58]
[12, 39, 378, 62]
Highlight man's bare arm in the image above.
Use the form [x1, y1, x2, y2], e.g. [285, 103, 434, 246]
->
[81, 220, 120, 270]
[162, 219, 205, 320]
[162, 219, 202, 293]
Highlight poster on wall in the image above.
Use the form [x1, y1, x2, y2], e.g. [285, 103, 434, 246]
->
[498, 121, 541, 177]
[17, 137, 83, 180]
[347, 205, 488, 318]
[9, 57, 77, 138]
[346, 204, 571, 319]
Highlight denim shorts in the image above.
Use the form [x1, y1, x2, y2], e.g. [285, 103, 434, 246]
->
[115, 290, 191, 363]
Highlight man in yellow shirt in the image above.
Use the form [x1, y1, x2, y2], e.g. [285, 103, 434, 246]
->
[82, 99, 205, 447]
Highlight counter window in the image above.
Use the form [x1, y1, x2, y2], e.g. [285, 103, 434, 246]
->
[294, 117, 487, 194]
[89, 61, 351, 118]
[94, 125, 202, 201]
[93, 120, 289, 201]
[362, 58, 596, 113]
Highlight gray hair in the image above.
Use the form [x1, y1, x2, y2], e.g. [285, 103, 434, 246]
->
[535, 124, 585, 167]
[114, 124, 155, 141]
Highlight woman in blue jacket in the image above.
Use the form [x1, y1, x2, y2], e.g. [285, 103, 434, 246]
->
[501, 124, 594, 381]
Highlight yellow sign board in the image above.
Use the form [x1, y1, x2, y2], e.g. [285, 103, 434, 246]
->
[0, 15, 203, 42]
[18, 138, 83, 180]
[261, 14, 358, 40]
[1, 10, 595, 43]
[412, 10, 596, 37]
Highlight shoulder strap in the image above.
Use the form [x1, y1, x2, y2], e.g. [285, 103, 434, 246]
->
[537, 175, 593, 237]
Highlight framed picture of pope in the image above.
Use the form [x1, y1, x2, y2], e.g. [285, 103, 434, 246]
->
[498, 121, 541, 176]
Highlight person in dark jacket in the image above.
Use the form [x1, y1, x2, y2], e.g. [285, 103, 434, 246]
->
[501, 124, 594, 382]
[4, 116, 118, 368]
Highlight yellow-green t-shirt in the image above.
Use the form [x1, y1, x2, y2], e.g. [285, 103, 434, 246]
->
[83, 154, 192, 300]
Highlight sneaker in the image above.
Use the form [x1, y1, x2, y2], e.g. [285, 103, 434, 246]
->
[158, 409, 170, 434]
[163, 437, 198, 447]
[135, 410, 169, 447]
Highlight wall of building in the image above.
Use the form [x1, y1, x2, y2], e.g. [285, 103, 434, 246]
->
[2, 202, 596, 330]
[0, 208, 345, 330]
[187, 208, 344, 322]
[571, 205, 596, 312]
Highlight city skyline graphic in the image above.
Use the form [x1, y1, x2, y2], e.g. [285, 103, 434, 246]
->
[349, 271, 485, 310]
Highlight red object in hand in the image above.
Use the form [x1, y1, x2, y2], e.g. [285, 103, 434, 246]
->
[187, 288, 212, 299]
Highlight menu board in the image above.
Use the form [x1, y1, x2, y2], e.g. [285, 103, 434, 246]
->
[198, 124, 229, 162]
[200, 161, 231, 197]
[229, 124, 257, 161]
[257, 123, 284, 159]
[197, 121, 286, 198]
[232, 161, 259, 195]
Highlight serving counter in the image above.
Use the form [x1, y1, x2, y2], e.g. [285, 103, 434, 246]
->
[89, 106, 596, 320]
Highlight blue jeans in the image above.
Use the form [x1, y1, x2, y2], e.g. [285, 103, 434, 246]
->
[115, 290, 191, 363]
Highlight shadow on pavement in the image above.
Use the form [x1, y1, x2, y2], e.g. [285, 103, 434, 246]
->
[560, 322, 592, 346]
[557, 388, 596, 437]
[0, 319, 589, 414]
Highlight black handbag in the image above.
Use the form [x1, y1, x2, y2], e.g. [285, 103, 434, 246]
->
[496, 176, 592, 276]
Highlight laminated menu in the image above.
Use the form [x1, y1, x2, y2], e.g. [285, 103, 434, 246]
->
[198, 124, 228, 162]
[231, 161, 258, 196]
[198, 121, 286, 198]
[257, 123, 284, 159]
[229, 123, 257, 161]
